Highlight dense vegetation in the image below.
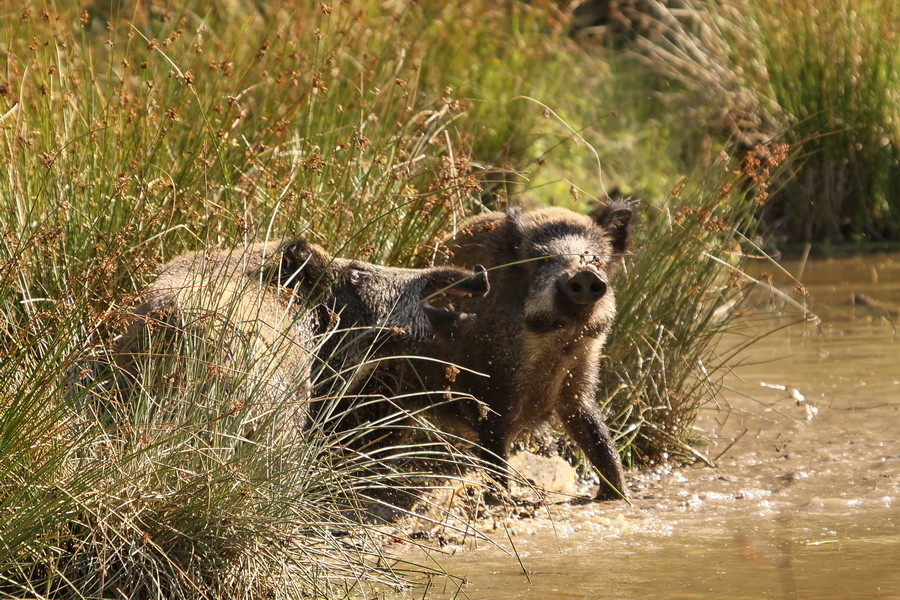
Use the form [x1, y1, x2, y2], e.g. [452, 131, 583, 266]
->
[0, 0, 892, 597]
[633, 0, 899, 243]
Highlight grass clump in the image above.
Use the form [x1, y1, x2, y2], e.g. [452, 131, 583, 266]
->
[598, 145, 798, 467]
[0, 307, 449, 599]
[635, 0, 900, 243]
[0, 0, 832, 595]
[742, 0, 900, 242]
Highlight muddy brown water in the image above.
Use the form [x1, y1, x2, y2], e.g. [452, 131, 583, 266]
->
[393, 253, 900, 600]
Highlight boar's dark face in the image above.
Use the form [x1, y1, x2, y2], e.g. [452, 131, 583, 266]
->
[509, 204, 632, 336]
[321, 258, 488, 345]
[278, 239, 488, 351]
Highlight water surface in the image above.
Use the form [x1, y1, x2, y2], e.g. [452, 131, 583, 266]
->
[397, 253, 900, 600]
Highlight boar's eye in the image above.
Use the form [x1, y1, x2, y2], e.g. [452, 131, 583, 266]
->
[347, 265, 373, 284]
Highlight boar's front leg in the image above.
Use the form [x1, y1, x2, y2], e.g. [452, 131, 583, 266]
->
[556, 385, 628, 501]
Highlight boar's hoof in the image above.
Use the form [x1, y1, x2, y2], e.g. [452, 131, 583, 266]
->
[594, 483, 628, 502]
[558, 270, 607, 305]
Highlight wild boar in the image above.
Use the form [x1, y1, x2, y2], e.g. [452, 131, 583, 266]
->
[426, 203, 633, 500]
[117, 238, 488, 430]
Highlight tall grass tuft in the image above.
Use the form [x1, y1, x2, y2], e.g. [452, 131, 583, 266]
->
[0, 292, 471, 598]
[598, 144, 799, 467]
[742, 0, 900, 242]
[634, 0, 900, 243]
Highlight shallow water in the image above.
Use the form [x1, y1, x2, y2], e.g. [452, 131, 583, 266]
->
[396, 253, 900, 599]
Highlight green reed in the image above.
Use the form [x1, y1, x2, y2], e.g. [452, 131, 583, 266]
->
[0, 0, 797, 596]
[636, 0, 900, 243]
[599, 145, 797, 467]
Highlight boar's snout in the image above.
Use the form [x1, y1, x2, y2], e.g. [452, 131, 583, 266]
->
[426, 264, 490, 299]
[421, 264, 489, 341]
[558, 269, 607, 305]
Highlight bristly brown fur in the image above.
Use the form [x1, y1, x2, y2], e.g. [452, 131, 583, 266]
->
[420, 204, 634, 501]
[117, 239, 489, 430]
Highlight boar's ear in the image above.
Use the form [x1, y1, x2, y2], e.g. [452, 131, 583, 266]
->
[592, 201, 634, 257]
[279, 238, 334, 287]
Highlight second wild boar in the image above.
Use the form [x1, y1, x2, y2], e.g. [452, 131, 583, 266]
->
[117, 238, 488, 431]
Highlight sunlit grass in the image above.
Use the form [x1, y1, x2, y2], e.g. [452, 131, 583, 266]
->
[635, 0, 900, 243]
[743, 0, 900, 242]
[0, 0, 835, 596]
[599, 146, 797, 467]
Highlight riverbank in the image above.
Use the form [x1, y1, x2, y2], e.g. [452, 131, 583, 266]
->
[2, 2, 897, 596]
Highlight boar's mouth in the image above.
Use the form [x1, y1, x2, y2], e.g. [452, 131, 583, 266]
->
[421, 264, 488, 337]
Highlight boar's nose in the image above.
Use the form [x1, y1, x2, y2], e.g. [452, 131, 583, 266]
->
[558, 270, 607, 305]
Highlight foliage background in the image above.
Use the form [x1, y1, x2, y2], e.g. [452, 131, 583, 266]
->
[1, 0, 891, 596]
